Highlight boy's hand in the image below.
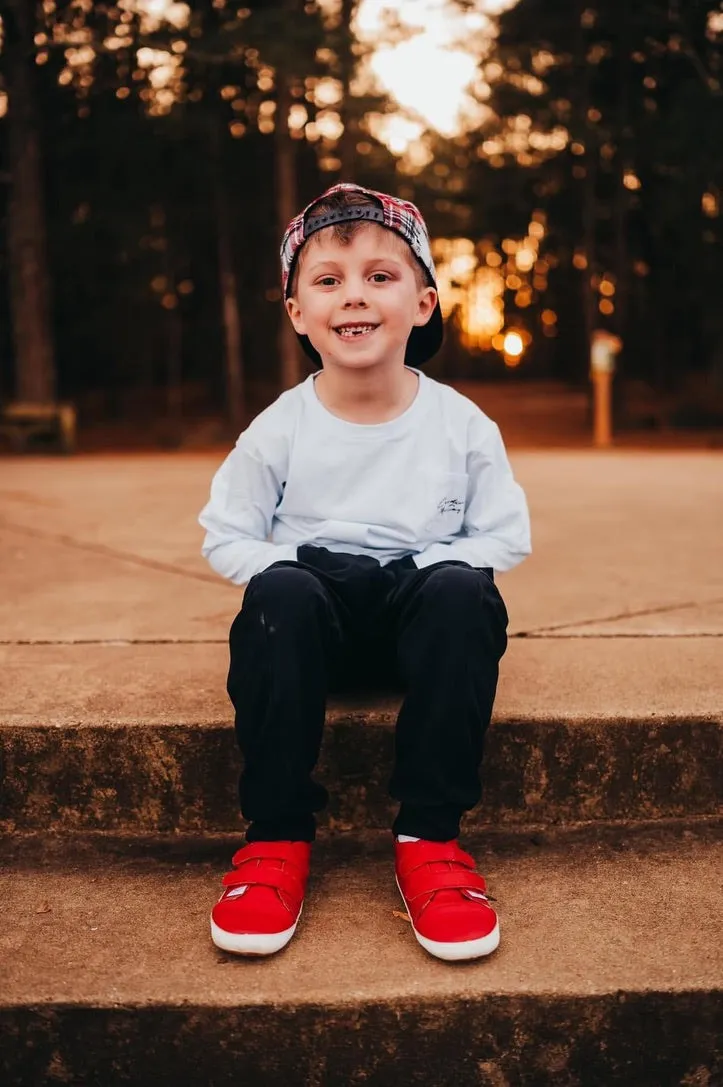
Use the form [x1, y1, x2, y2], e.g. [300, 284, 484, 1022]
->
[297, 544, 389, 617]
[297, 544, 381, 578]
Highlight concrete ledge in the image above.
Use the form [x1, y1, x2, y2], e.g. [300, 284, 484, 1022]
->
[1, 825, 721, 1086]
[3, 638, 723, 723]
[1, 639, 721, 833]
[3, 995, 721, 1087]
[1, 715, 721, 834]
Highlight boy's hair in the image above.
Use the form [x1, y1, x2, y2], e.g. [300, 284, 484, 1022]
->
[288, 189, 427, 296]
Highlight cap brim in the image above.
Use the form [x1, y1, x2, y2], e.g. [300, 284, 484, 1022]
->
[296, 300, 444, 370]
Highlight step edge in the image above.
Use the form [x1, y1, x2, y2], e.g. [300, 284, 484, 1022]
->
[2, 813, 721, 862]
[3, 986, 723, 1015]
[2, 712, 722, 730]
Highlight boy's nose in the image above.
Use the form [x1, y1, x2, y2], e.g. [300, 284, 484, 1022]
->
[340, 278, 369, 307]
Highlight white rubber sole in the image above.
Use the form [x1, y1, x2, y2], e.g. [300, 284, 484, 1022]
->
[396, 877, 500, 962]
[210, 905, 302, 957]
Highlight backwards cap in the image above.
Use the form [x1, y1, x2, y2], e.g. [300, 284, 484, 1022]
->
[280, 182, 443, 368]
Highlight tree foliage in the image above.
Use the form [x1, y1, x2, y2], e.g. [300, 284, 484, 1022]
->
[2, 0, 723, 431]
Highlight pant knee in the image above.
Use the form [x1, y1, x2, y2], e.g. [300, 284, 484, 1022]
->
[249, 563, 320, 601]
[420, 564, 493, 601]
[232, 564, 325, 635]
[416, 564, 508, 630]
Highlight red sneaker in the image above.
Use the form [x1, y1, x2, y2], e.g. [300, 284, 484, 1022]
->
[394, 838, 500, 961]
[211, 841, 311, 956]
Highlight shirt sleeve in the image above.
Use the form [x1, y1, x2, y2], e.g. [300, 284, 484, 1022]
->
[198, 436, 298, 586]
[413, 415, 531, 573]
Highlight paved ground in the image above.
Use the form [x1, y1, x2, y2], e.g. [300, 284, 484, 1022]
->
[4, 825, 722, 1004]
[0, 447, 721, 722]
[1, 448, 722, 637]
[2, 442, 721, 1087]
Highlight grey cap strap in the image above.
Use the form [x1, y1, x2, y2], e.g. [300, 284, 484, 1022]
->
[304, 205, 385, 238]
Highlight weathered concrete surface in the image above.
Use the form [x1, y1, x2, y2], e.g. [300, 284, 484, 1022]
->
[1, 641, 720, 833]
[2, 638, 722, 725]
[1, 825, 721, 1085]
[0, 527, 232, 643]
[2, 717, 719, 833]
[1, 450, 722, 638]
[548, 600, 723, 636]
[0, 454, 211, 573]
[507, 450, 723, 636]
[1, 451, 721, 1086]
[4, 996, 720, 1087]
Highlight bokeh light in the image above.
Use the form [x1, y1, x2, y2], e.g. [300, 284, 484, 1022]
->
[503, 330, 524, 357]
[346, 0, 568, 166]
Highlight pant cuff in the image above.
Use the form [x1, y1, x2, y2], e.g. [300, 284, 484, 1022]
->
[245, 816, 316, 843]
[392, 803, 465, 842]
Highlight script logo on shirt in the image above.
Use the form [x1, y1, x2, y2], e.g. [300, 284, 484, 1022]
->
[437, 497, 464, 515]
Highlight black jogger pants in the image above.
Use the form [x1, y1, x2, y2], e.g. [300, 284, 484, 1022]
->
[226, 544, 509, 843]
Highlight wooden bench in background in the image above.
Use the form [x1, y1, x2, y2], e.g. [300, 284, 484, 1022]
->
[0, 402, 77, 454]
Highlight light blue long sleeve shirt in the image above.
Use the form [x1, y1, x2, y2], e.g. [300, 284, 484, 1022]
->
[199, 369, 531, 586]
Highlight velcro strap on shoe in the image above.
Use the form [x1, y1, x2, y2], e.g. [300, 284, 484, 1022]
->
[222, 866, 304, 903]
[397, 844, 476, 879]
[231, 842, 308, 868]
[402, 868, 489, 902]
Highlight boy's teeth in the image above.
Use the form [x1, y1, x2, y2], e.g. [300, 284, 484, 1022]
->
[337, 325, 375, 337]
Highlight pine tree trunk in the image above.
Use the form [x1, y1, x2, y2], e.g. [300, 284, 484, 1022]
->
[613, 0, 631, 353]
[275, 3, 303, 390]
[575, 0, 596, 385]
[5, 0, 56, 404]
[338, 0, 356, 180]
[209, 116, 245, 433]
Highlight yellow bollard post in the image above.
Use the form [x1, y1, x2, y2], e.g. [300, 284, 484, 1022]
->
[590, 330, 622, 448]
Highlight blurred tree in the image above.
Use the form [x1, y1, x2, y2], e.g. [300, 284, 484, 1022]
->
[489, 0, 723, 393]
[1, 0, 56, 405]
[180, 0, 392, 389]
[4, 0, 722, 437]
[336, 0, 356, 179]
[3, 0, 344, 422]
[142, 0, 343, 394]
[45, 0, 244, 431]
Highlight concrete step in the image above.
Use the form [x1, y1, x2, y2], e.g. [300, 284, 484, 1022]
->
[1, 822, 721, 1086]
[1, 641, 721, 834]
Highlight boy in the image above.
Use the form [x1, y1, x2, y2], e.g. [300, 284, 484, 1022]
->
[199, 183, 531, 962]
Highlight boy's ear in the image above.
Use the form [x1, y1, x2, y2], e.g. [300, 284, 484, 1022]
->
[413, 286, 438, 328]
[286, 296, 306, 335]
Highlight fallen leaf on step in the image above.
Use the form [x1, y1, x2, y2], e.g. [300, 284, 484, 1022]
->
[35, 903, 51, 914]
[392, 910, 411, 923]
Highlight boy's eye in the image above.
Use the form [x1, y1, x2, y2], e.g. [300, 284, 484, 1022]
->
[370, 272, 391, 283]
[317, 276, 338, 286]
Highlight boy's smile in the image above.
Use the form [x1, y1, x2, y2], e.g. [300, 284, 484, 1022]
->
[286, 225, 437, 373]
[334, 321, 379, 340]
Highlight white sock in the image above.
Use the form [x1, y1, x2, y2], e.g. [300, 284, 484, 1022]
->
[396, 834, 420, 843]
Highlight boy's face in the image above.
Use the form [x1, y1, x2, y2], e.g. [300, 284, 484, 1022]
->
[286, 224, 437, 373]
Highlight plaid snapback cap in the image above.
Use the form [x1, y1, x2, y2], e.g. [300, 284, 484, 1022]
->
[280, 183, 444, 368]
